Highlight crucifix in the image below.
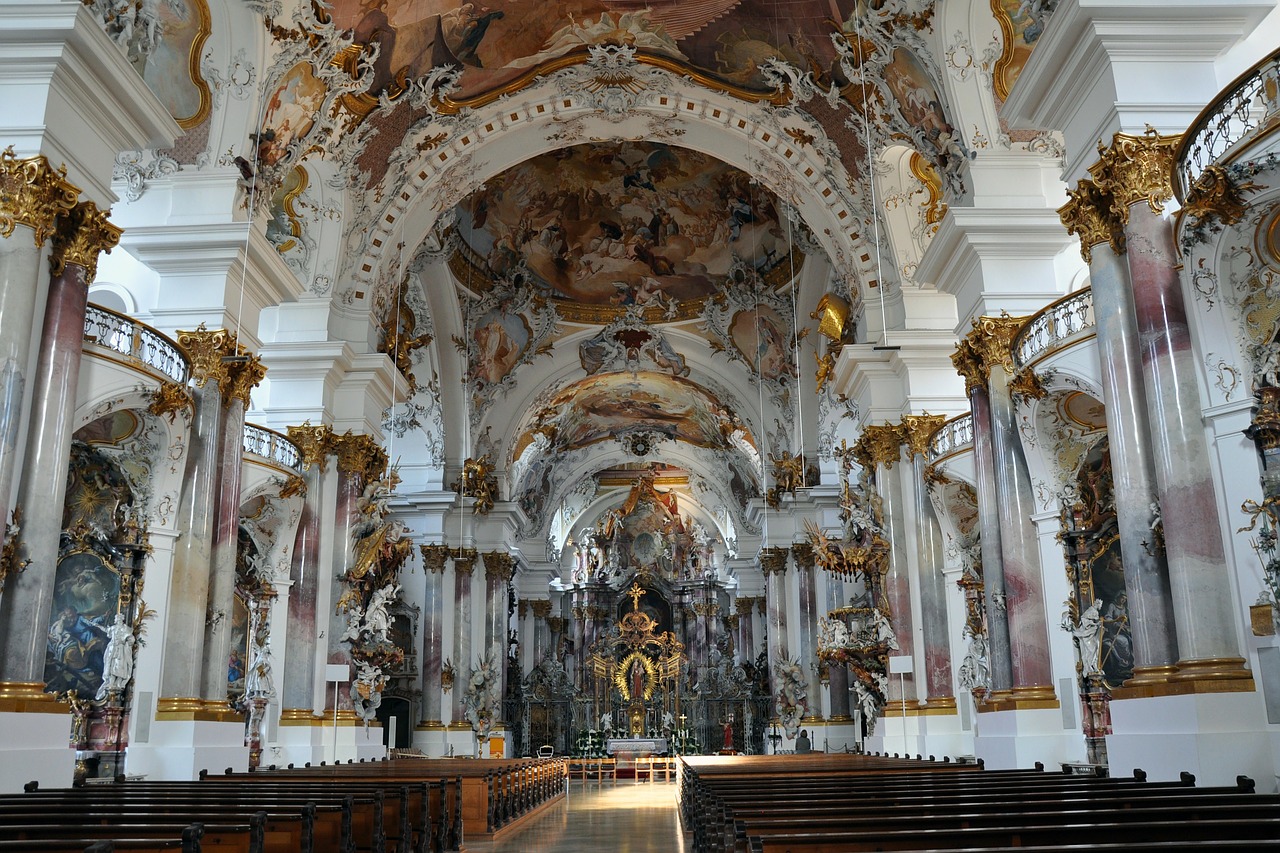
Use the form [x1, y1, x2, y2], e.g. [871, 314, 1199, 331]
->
[626, 581, 645, 612]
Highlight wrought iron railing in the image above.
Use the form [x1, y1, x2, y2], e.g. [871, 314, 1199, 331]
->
[927, 413, 973, 462]
[83, 303, 190, 383]
[1012, 288, 1094, 369]
[1175, 46, 1280, 202]
[242, 423, 303, 473]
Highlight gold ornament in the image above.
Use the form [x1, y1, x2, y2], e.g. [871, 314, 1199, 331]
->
[1008, 368, 1048, 401]
[175, 325, 237, 390]
[1182, 165, 1262, 228]
[449, 547, 477, 575]
[760, 547, 790, 576]
[221, 350, 267, 408]
[1091, 127, 1181, 222]
[278, 474, 306, 500]
[331, 431, 388, 483]
[287, 422, 334, 473]
[901, 414, 947, 459]
[0, 147, 79, 247]
[952, 314, 1026, 393]
[1058, 180, 1126, 264]
[853, 423, 905, 471]
[531, 599, 553, 619]
[145, 381, 193, 423]
[0, 506, 31, 589]
[482, 550, 516, 583]
[419, 543, 449, 574]
[50, 200, 122, 280]
[451, 454, 498, 514]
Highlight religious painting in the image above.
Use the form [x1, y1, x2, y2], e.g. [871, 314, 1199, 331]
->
[133, 0, 212, 128]
[258, 62, 327, 168]
[455, 141, 795, 316]
[524, 371, 739, 453]
[75, 411, 140, 447]
[227, 594, 250, 703]
[991, 0, 1055, 100]
[44, 551, 121, 698]
[883, 46, 954, 146]
[729, 305, 791, 382]
[470, 306, 531, 386]
[1059, 391, 1107, 432]
[266, 166, 308, 254]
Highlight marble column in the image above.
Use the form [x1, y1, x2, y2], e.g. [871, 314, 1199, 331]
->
[735, 598, 755, 666]
[975, 316, 1056, 699]
[761, 548, 790, 674]
[531, 599, 552, 667]
[157, 328, 236, 714]
[792, 544, 822, 717]
[0, 151, 77, 581]
[1060, 181, 1180, 685]
[1093, 131, 1250, 684]
[570, 592, 586, 690]
[482, 550, 515, 721]
[823, 578, 853, 720]
[419, 544, 449, 725]
[326, 433, 385, 713]
[952, 343, 1013, 697]
[857, 424, 917, 704]
[0, 201, 116, 694]
[904, 416, 955, 705]
[280, 425, 332, 719]
[201, 345, 266, 704]
[450, 549, 476, 724]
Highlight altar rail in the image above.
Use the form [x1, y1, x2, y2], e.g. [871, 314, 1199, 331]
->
[242, 422, 303, 473]
[1175, 44, 1280, 201]
[83, 303, 189, 384]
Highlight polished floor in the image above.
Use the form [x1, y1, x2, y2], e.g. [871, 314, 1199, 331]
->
[465, 781, 687, 852]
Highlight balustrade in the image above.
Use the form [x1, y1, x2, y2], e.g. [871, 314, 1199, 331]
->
[83, 302, 189, 383]
[926, 414, 973, 462]
[242, 422, 303, 473]
[1012, 288, 1095, 370]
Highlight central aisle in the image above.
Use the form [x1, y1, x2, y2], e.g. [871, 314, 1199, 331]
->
[465, 782, 688, 853]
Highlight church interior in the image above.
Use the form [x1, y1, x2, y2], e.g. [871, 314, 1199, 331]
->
[4, 0, 1280, 831]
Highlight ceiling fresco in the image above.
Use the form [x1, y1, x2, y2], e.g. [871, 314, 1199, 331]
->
[514, 370, 750, 458]
[452, 141, 802, 322]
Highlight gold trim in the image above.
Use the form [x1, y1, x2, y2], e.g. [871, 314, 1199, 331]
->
[1169, 657, 1254, 683]
[922, 696, 957, 710]
[0, 147, 80, 247]
[272, 166, 309, 254]
[1122, 664, 1180, 687]
[448, 721, 473, 730]
[279, 708, 326, 725]
[0, 681, 68, 714]
[175, 0, 214, 130]
[825, 714, 854, 722]
[416, 721, 447, 730]
[908, 152, 948, 226]
[155, 697, 246, 722]
[990, 0, 1018, 103]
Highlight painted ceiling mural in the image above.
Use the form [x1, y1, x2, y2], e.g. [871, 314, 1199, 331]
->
[452, 141, 802, 322]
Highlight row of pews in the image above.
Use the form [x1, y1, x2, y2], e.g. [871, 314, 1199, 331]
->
[0, 755, 566, 853]
[679, 754, 1280, 853]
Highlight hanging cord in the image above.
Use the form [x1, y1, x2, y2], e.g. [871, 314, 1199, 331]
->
[854, 10, 890, 343]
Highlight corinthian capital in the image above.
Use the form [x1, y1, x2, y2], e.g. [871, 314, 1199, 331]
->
[287, 422, 334, 473]
[852, 424, 906, 471]
[1091, 127, 1181, 222]
[900, 414, 946, 459]
[0, 147, 79, 247]
[50, 201, 122, 280]
[952, 314, 1025, 393]
[1059, 179, 1126, 264]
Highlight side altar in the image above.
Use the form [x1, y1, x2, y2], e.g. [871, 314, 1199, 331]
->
[605, 737, 668, 756]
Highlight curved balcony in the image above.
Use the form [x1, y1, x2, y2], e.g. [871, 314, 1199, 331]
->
[83, 303, 189, 384]
[1012, 287, 1094, 371]
[242, 423, 303, 474]
[927, 413, 973, 463]
[1175, 46, 1280, 202]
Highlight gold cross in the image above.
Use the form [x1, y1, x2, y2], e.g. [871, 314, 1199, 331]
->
[626, 581, 645, 612]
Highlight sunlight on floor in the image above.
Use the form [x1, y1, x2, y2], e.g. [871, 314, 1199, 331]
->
[463, 782, 688, 852]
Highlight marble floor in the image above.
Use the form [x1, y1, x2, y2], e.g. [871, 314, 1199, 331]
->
[464, 782, 688, 852]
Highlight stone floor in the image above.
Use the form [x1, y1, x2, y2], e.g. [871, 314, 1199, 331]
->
[464, 781, 688, 852]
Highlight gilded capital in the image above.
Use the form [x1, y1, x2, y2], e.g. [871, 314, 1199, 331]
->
[547, 615, 567, 633]
[176, 325, 238, 390]
[419, 543, 449, 574]
[760, 546, 790, 576]
[331, 431, 388, 482]
[450, 547, 477, 575]
[734, 597, 756, 616]
[853, 423, 906, 470]
[901, 414, 946, 459]
[1008, 367, 1047, 401]
[146, 380, 193, 424]
[0, 147, 79, 247]
[791, 542, 816, 571]
[50, 201, 122, 281]
[482, 550, 516, 583]
[954, 314, 1025, 392]
[531, 599, 553, 619]
[221, 350, 267, 408]
[1058, 180, 1125, 264]
[286, 423, 334, 473]
[1091, 128, 1181, 222]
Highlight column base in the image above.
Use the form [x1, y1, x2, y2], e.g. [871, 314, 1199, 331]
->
[1121, 665, 1179, 687]
[1106, 688, 1272, 786]
[0, 708, 75, 792]
[977, 685, 1059, 712]
[1170, 657, 1255, 685]
[882, 699, 923, 717]
[411, 724, 451, 757]
[154, 697, 245, 723]
[0, 681, 68, 714]
[278, 708, 327, 726]
[972, 703, 1084, 770]
[126, 716, 251, 781]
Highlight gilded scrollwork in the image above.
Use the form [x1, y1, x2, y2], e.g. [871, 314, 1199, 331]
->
[50, 201, 122, 280]
[0, 147, 80, 247]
